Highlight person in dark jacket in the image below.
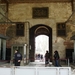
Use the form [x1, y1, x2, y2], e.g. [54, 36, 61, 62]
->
[45, 51, 49, 67]
[54, 50, 60, 67]
[14, 50, 22, 66]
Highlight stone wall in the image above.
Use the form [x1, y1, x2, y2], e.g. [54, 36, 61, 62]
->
[8, 3, 71, 22]
[0, 2, 73, 60]
[0, 4, 7, 22]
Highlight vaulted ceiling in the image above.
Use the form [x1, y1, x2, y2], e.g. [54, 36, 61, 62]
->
[0, 0, 73, 4]
[0, 0, 74, 12]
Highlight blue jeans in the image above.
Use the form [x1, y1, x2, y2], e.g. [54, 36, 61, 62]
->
[55, 60, 59, 67]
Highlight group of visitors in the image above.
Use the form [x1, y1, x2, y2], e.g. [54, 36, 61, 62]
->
[35, 54, 43, 60]
[13, 49, 61, 67]
[45, 50, 61, 67]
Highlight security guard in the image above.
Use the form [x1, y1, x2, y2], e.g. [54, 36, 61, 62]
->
[14, 50, 22, 66]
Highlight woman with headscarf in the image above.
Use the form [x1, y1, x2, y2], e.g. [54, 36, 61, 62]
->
[54, 50, 60, 67]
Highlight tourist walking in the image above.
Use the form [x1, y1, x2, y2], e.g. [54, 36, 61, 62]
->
[14, 50, 22, 66]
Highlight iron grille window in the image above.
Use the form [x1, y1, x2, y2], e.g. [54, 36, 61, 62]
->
[16, 22, 24, 36]
[57, 23, 66, 37]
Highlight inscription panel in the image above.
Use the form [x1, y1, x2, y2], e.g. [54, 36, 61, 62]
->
[32, 7, 49, 18]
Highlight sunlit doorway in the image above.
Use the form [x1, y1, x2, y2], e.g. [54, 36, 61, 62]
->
[35, 35, 49, 62]
[29, 24, 52, 62]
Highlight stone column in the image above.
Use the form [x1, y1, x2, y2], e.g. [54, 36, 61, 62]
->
[24, 44, 27, 57]
[0, 39, 1, 59]
[25, 21, 30, 63]
[2, 39, 6, 60]
[73, 40, 75, 62]
[71, 2, 75, 62]
[24, 44, 27, 64]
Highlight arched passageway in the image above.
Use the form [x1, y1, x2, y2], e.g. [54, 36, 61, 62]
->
[29, 24, 52, 62]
